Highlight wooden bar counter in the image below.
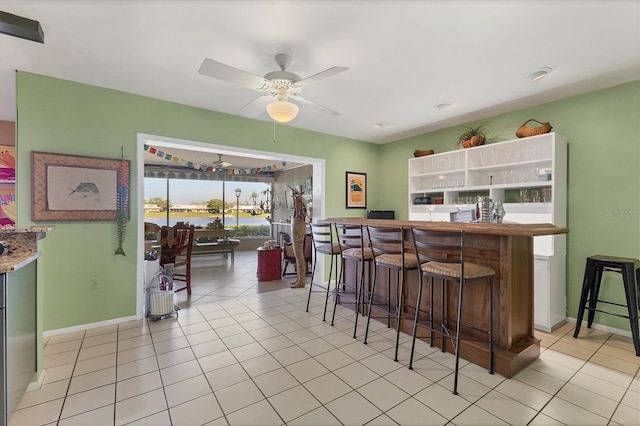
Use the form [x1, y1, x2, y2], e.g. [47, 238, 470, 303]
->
[324, 218, 567, 378]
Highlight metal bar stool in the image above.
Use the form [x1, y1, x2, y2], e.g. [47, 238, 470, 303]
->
[573, 255, 640, 356]
[306, 222, 342, 321]
[331, 223, 374, 338]
[409, 228, 495, 395]
[363, 225, 419, 362]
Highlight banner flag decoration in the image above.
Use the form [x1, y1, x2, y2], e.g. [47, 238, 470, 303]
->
[143, 144, 285, 175]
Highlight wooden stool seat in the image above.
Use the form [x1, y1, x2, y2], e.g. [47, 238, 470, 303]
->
[306, 222, 343, 321]
[331, 224, 374, 338]
[410, 228, 496, 395]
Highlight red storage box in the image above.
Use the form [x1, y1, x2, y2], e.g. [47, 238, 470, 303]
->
[257, 247, 282, 281]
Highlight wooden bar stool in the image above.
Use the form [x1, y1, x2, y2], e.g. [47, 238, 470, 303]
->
[331, 223, 374, 338]
[306, 222, 342, 321]
[573, 255, 640, 356]
[409, 228, 495, 395]
[363, 225, 419, 362]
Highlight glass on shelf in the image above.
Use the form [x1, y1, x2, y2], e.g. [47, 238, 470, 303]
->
[480, 149, 496, 167]
[505, 187, 551, 203]
[425, 204, 435, 221]
[454, 197, 467, 213]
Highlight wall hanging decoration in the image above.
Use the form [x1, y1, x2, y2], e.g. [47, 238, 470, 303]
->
[346, 171, 367, 209]
[114, 159, 130, 255]
[515, 119, 553, 138]
[144, 144, 285, 175]
[31, 152, 130, 221]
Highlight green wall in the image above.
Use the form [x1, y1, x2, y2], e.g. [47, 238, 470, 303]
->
[15, 72, 640, 337]
[16, 72, 379, 332]
[380, 80, 640, 331]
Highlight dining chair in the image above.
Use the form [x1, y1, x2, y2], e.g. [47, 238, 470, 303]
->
[171, 223, 195, 294]
[282, 234, 313, 277]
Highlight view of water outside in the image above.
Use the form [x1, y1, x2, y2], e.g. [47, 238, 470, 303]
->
[145, 178, 271, 205]
[144, 177, 272, 228]
[144, 216, 269, 228]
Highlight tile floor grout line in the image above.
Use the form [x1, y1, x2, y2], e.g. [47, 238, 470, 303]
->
[54, 330, 86, 425]
[194, 289, 329, 425]
[525, 327, 616, 425]
[12, 253, 640, 426]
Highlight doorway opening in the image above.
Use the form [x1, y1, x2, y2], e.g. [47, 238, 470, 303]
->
[135, 133, 326, 319]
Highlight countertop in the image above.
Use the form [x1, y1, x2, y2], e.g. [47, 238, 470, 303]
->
[322, 218, 567, 237]
[0, 226, 53, 272]
[0, 225, 55, 234]
[0, 252, 41, 273]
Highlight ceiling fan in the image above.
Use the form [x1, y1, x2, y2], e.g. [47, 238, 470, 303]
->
[212, 153, 232, 167]
[198, 53, 348, 122]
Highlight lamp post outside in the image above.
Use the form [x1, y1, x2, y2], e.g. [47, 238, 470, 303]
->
[235, 188, 242, 229]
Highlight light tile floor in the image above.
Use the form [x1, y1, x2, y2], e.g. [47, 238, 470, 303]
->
[11, 251, 640, 425]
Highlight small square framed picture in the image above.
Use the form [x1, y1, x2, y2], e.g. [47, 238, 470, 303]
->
[346, 171, 366, 209]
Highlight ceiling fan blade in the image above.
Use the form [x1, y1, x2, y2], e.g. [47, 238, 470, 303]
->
[290, 94, 341, 116]
[297, 66, 349, 86]
[198, 58, 271, 91]
[237, 94, 271, 113]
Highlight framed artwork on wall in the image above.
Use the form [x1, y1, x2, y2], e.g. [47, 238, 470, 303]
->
[0, 145, 16, 182]
[284, 189, 293, 210]
[346, 171, 366, 209]
[31, 151, 130, 221]
[0, 191, 16, 226]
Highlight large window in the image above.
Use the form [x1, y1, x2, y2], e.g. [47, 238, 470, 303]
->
[144, 177, 272, 236]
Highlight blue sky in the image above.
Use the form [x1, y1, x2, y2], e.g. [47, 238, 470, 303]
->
[144, 178, 271, 205]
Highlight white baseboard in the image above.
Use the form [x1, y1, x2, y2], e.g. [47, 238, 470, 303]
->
[26, 370, 46, 392]
[43, 315, 138, 338]
[565, 317, 633, 338]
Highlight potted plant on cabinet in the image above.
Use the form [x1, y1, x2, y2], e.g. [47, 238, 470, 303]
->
[455, 121, 490, 148]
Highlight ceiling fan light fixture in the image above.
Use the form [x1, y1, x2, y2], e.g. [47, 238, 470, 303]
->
[266, 100, 299, 123]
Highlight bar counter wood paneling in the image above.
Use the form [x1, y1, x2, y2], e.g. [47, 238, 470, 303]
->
[323, 218, 568, 378]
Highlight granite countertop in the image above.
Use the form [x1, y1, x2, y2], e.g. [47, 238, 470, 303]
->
[0, 252, 40, 273]
[0, 226, 53, 272]
[0, 225, 55, 234]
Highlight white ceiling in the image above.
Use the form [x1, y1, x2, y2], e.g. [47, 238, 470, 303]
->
[1, 1, 639, 157]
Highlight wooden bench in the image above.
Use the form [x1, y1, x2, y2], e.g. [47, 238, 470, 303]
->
[193, 238, 240, 262]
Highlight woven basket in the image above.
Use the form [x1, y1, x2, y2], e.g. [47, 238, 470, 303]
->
[461, 134, 485, 148]
[413, 149, 435, 157]
[516, 119, 553, 138]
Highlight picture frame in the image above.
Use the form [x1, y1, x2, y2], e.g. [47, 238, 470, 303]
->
[32, 151, 130, 221]
[284, 189, 293, 210]
[345, 171, 367, 209]
[304, 176, 312, 192]
[0, 145, 16, 183]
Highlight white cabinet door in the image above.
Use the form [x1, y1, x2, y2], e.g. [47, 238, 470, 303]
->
[534, 257, 550, 332]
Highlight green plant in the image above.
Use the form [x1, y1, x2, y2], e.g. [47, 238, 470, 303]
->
[454, 121, 491, 147]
